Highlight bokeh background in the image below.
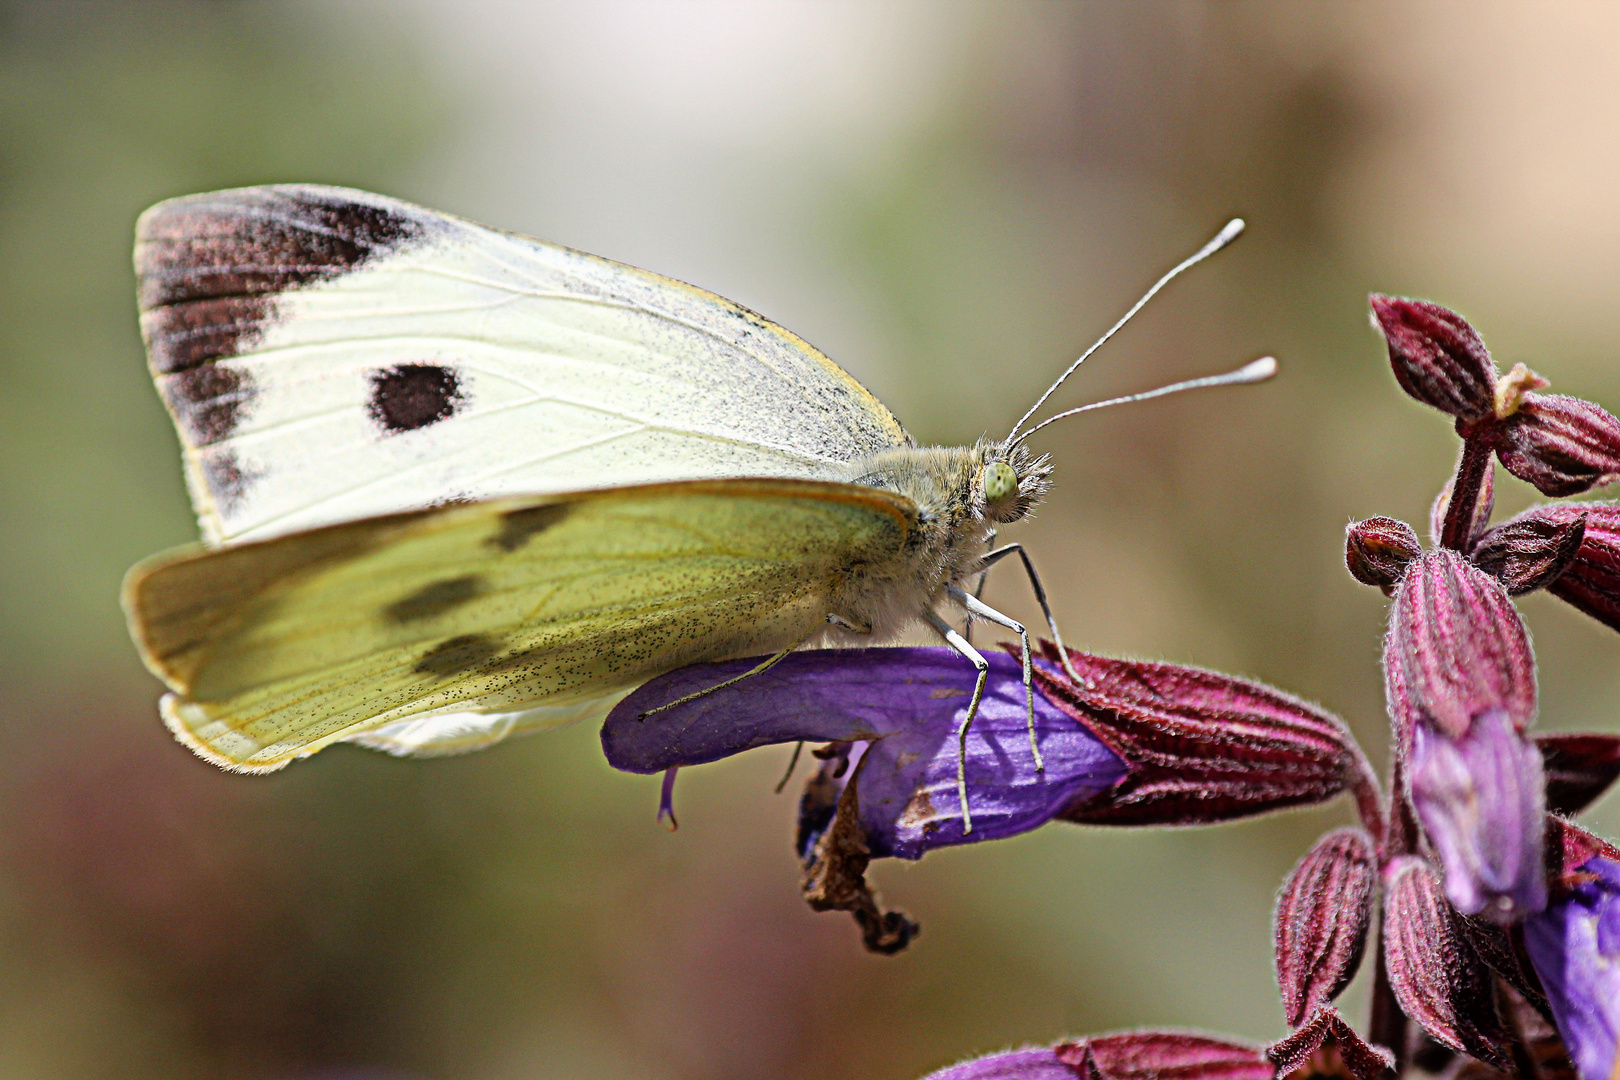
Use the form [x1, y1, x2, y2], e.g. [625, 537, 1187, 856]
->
[4, 2, 1620, 1077]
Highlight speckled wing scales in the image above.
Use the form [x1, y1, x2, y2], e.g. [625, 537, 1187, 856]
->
[122, 479, 915, 772]
[135, 185, 912, 545]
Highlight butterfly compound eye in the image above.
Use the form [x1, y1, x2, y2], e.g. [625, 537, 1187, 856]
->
[982, 461, 1019, 505]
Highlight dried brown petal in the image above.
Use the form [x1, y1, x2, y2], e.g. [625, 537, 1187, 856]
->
[1382, 857, 1508, 1064]
[1386, 550, 1537, 742]
[1347, 517, 1423, 594]
[1056, 1032, 1274, 1080]
[1536, 733, 1620, 817]
[1034, 645, 1365, 828]
[1471, 510, 1586, 596]
[1267, 1007, 1395, 1080]
[1274, 828, 1377, 1026]
[1495, 393, 1620, 497]
[797, 752, 918, 954]
[1370, 296, 1497, 422]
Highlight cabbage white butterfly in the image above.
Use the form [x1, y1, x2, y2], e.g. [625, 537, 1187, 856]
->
[123, 185, 1270, 829]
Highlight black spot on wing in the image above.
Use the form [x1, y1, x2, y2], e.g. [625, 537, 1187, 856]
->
[414, 634, 501, 677]
[161, 362, 257, 445]
[367, 364, 466, 434]
[384, 575, 485, 624]
[199, 448, 261, 513]
[488, 504, 571, 553]
[135, 187, 429, 374]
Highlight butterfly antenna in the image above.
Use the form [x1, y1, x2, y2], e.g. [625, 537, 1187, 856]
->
[1005, 217, 1246, 443]
[1008, 356, 1276, 449]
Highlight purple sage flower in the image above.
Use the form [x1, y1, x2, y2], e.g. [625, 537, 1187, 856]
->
[1408, 707, 1547, 921]
[1523, 828, 1620, 1080]
[1387, 549, 1547, 922]
[604, 647, 1128, 859]
[916, 1048, 1081, 1080]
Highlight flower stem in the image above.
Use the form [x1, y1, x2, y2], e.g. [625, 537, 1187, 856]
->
[1440, 437, 1492, 551]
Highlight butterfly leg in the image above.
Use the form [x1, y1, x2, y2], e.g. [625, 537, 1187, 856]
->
[637, 617, 830, 718]
[947, 583, 1041, 774]
[638, 611, 868, 719]
[924, 609, 989, 835]
[964, 528, 996, 644]
[978, 543, 1088, 687]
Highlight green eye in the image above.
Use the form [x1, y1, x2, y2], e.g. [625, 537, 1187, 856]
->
[982, 461, 1019, 504]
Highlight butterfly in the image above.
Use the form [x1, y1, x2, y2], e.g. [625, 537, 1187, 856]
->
[123, 185, 1270, 829]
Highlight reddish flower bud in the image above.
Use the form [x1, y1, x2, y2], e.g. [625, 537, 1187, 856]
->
[1370, 296, 1497, 422]
[1471, 509, 1586, 595]
[1035, 645, 1370, 828]
[1055, 1032, 1275, 1080]
[1494, 393, 1620, 497]
[1267, 1007, 1395, 1080]
[1540, 502, 1620, 632]
[1274, 828, 1377, 1026]
[1346, 517, 1422, 594]
[1536, 732, 1620, 816]
[1382, 857, 1508, 1065]
[1386, 550, 1537, 742]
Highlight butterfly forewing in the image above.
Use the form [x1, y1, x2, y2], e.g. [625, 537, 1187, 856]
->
[136, 185, 911, 545]
[123, 479, 916, 772]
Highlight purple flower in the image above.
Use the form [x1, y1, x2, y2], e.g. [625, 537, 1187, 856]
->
[915, 1032, 1281, 1080]
[1408, 707, 1547, 921]
[604, 648, 1128, 859]
[1386, 550, 1547, 922]
[1524, 831, 1620, 1080]
[917, 1048, 1081, 1080]
[607, 645, 1373, 951]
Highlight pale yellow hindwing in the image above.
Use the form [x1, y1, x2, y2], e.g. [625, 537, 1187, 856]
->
[123, 479, 915, 773]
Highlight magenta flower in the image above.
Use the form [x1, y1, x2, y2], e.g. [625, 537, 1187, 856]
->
[1523, 826, 1620, 1080]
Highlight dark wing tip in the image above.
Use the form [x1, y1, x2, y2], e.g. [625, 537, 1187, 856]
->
[134, 185, 437, 374]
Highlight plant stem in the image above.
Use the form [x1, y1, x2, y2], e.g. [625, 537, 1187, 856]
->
[1439, 437, 1492, 551]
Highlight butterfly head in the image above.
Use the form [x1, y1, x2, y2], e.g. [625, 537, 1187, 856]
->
[977, 439, 1050, 525]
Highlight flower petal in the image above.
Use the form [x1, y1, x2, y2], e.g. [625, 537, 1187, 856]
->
[1409, 707, 1547, 922]
[603, 648, 1128, 859]
[918, 1048, 1081, 1080]
[1524, 850, 1620, 1080]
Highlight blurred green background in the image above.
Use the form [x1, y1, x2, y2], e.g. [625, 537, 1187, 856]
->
[3, 3, 1619, 1077]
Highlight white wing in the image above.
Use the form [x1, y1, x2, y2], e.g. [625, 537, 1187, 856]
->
[136, 185, 912, 544]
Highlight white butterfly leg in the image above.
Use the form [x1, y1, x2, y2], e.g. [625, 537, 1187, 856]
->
[963, 529, 996, 644]
[924, 609, 989, 834]
[947, 583, 1040, 774]
[978, 542, 1087, 687]
[639, 611, 871, 719]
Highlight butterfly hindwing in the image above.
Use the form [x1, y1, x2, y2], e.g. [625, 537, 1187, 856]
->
[135, 185, 913, 545]
[123, 478, 917, 772]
